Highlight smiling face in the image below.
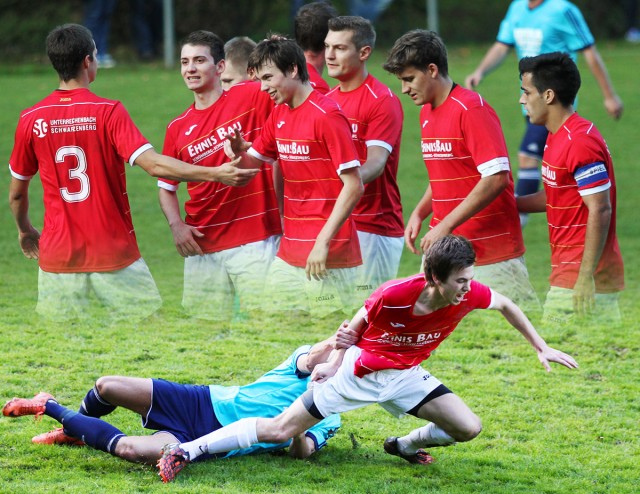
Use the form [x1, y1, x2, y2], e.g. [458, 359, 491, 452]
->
[324, 29, 367, 82]
[254, 61, 297, 106]
[434, 265, 474, 306]
[180, 43, 223, 93]
[396, 65, 436, 106]
[519, 72, 549, 126]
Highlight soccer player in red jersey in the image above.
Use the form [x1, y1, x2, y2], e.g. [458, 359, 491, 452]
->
[383, 30, 540, 315]
[325, 16, 405, 299]
[8, 24, 258, 323]
[227, 35, 364, 317]
[294, 1, 337, 95]
[156, 235, 577, 480]
[517, 52, 624, 325]
[158, 31, 282, 322]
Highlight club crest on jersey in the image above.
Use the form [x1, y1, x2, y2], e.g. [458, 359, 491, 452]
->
[33, 119, 48, 138]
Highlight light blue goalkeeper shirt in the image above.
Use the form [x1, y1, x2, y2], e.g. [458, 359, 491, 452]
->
[208, 345, 340, 458]
[497, 0, 594, 114]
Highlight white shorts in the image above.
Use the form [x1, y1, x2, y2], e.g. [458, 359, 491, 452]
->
[182, 235, 279, 321]
[473, 256, 541, 316]
[355, 231, 404, 301]
[264, 257, 359, 318]
[37, 258, 162, 323]
[312, 346, 444, 419]
[542, 286, 621, 327]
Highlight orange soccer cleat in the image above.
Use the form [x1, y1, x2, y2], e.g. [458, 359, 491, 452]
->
[2, 392, 54, 419]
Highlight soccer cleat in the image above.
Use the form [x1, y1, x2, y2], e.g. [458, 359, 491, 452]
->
[32, 427, 85, 446]
[2, 392, 54, 419]
[157, 443, 190, 483]
[383, 436, 435, 465]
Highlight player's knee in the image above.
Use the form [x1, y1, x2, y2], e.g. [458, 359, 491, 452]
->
[454, 415, 482, 442]
[94, 376, 116, 398]
[113, 439, 148, 464]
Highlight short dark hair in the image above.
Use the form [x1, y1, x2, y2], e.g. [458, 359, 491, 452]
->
[46, 23, 95, 82]
[224, 36, 257, 69]
[423, 235, 476, 285]
[328, 16, 376, 50]
[383, 29, 448, 77]
[248, 34, 309, 83]
[294, 1, 338, 53]
[181, 30, 225, 63]
[519, 52, 581, 107]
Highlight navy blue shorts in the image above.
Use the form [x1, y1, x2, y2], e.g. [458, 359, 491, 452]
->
[144, 379, 223, 458]
[519, 117, 548, 160]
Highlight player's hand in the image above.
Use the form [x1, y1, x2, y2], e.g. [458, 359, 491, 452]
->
[215, 156, 260, 186]
[18, 226, 40, 259]
[404, 215, 423, 255]
[464, 71, 482, 90]
[225, 129, 252, 159]
[537, 346, 579, 372]
[419, 222, 450, 256]
[572, 273, 596, 316]
[170, 221, 204, 257]
[335, 320, 359, 349]
[604, 95, 623, 120]
[305, 242, 329, 281]
[311, 361, 339, 383]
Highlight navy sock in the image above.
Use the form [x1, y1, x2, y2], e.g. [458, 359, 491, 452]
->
[45, 400, 125, 455]
[80, 385, 116, 417]
[515, 168, 541, 197]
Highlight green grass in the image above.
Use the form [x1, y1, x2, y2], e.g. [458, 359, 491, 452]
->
[1, 42, 639, 493]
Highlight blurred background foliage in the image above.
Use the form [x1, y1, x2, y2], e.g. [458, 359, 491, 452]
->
[0, 0, 627, 62]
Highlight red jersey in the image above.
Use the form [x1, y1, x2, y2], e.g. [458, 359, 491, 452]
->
[326, 75, 404, 237]
[9, 88, 148, 273]
[248, 91, 362, 268]
[420, 85, 524, 266]
[307, 62, 330, 94]
[542, 113, 624, 292]
[354, 275, 493, 377]
[160, 82, 281, 253]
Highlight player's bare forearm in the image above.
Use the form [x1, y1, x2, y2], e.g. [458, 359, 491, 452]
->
[492, 292, 578, 371]
[360, 146, 390, 184]
[516, 189, 546, 213]
[306, 168, 363, 279]
[465, 42, 510, 89]
[136, 149, 259, 185]
[582, 46, 623, 119]
[405, 187, 433, 254]
[579, 191, 612, 280]
[441, 172, 508, 232]
[9, 177, 40, 258]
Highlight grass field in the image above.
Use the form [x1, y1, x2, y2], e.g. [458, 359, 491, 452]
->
[0, 41, 638, 493]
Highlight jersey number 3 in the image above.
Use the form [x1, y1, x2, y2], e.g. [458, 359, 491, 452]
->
[56, 146, 90, 203]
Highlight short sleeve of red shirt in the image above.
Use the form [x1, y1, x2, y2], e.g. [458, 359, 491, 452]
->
[320, 106, 360, 174]
[460, 105, 510, 176]
[362, 91, 402, 153]
[565, 133, 611, 193]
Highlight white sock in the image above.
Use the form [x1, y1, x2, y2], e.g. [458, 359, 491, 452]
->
[179, 417, 259, 460]
[397, 423, 456, 454]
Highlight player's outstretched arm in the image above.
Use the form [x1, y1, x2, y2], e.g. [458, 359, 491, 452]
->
[581, 45, 623, 120]
[465, 42, 511, 89]
[491, 292, 579, 372]
[135, 149, 260, 186]
[9, 177, 40, 259]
